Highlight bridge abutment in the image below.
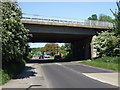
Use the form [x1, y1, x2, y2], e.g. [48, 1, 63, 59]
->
[71, 37, 92, 60]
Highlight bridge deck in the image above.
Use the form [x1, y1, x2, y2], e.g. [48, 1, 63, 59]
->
[22, 20, 112, 30]
[22, 13, 113, 30]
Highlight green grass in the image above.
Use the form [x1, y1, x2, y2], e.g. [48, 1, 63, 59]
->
[80, 57, 120, 71]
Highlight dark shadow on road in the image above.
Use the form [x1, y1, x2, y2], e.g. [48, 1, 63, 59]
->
[27, 59, 71, 63]
[13, 66, 37, 79]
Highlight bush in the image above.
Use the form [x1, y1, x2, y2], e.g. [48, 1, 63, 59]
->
[4, 60, 25, 77]
[0, 69, 10, 85]
[1, 1, 31, 67]
[0, 60, 25, 85]
[93, 31, 120, 57]
[64, 53, 72, 60]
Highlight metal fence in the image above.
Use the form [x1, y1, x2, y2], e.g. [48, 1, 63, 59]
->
[22, 13, 113, 28]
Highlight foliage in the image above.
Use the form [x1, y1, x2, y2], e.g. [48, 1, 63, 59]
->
[58, 45, 66, 54]
[93, 31, 120, 57]
[40, 43, 59, 56]
[93, 1, 120, 57]
[0, 1, 31, 84]
[1, 1, 31, 68]
[90, 1, 120, 68]
[39, 47, 46, 54]
[88, 14, 98, 20]
[61, 43, 72, 59]
[63, 53, 72, 60]
[111, 1, 120, 35]
[88, 14, 113, 22]
[99, 14, 113, 22]
[0, 69, 10, 85]
[80, 57, 119, 70]
[58, 45, 68, 58]
[23, 45, 32, 62]
[31, 48, 41, 55]
[0, 59, 25, 85]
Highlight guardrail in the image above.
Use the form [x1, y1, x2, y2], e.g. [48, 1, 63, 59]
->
[22, 13, 113, 28]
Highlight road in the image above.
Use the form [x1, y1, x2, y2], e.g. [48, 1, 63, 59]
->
[40, 62, 118, 88]
[2, 60, 118, 89]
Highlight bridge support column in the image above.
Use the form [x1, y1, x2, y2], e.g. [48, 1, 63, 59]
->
[71, 37, 92, 60]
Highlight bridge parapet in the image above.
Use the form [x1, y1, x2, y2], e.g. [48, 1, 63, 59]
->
[22, 13, 113, 28]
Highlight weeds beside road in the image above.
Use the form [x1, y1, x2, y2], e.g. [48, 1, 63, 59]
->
[80, 57, 119, 71]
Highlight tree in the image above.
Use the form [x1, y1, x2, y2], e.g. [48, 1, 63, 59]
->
[99, 14, 113, 22]
[40, 47, 46, 54]
[88, 14, 113, 22]
[1, 1, 31, 69]
[110, 1, 120, 56]
[110, 1, 120, 35]
[88, 14, 98, 20]
[31, 48, 41, 55]
[41, 43, 59, 56]
[58, 45, 67, 57]
[93, 1, 120, 57]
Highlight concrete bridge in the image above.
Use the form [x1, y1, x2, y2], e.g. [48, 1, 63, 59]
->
[22, 13, 113, 60]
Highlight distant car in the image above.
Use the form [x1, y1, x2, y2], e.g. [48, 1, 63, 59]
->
[44, 55, 51, 58]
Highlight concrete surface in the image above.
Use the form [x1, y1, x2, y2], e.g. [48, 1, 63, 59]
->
[2, 64, 47, 89]
[83, 72, 118, 87]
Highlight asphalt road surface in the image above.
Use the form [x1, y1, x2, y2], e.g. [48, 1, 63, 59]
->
[40, 62, 118, 88]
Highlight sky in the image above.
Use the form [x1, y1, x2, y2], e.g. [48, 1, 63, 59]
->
[17, 0, 116, 2]
[19, 2, 117, 48]
[21, 2, 116, 19]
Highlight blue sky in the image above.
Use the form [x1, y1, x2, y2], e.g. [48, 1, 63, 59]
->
[21, 2, 116, 19]
[20, 2, 117, 48]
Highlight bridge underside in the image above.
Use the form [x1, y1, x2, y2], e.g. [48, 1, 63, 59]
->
[24, 22, 104, 60]
[29, 32, 92, 60]
[29, 32, 92, 43]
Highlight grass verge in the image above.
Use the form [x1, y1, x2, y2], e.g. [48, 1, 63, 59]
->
[80, 57, 119, 71]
